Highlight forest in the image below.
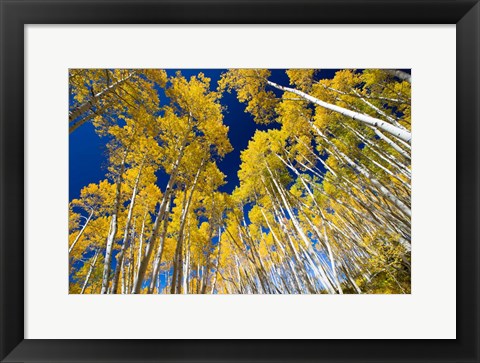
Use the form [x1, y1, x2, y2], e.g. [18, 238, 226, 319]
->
[69, 68, 411, 294]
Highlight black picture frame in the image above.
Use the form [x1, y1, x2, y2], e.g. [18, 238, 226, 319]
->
[1, 0, 478, 362]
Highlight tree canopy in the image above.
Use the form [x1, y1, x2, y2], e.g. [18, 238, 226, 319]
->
[69, 68, 411, 294]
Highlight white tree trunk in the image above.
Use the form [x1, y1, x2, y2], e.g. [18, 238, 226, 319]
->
[210, 228, 223, 294]
[351, 88, 408, 132]
[147, 197, 172, 293]
[266, 80, 412, 143]
[100, 151, 128, 294]
[385, 69, 411, 84]
[314, 127, 412, 219]
[69, 209, 94, 254]
[80, 249, 100, 294]
[111, 160, 145, 294]
[134, 210, 147, 283]
[69, 71, 136, 123]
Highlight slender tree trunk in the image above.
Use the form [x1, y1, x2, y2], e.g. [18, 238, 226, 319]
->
[69, 105, 107, 134]
[147, 197, 172, 293]
[384, 69, 411, 83]
[134, 210, 148, 283]
[371, 127, 411, 159]
[210, 228, 222, 294]
[200, 221, 216, 294]
[342, 124, 411, 175]
[100, 151, 128, 294]
[182, 232, 191, 294]
[69, 209, 94, 254]
[314, 127, 412, 218]
[350, 88, 408, 131]
[170, 162, 204, 294]
[80, 248, 100, 294]
[266, 80, 412, 143]
[69, 71, 136, 123]
[121, 256, 127, 294]
[132, 143, 186, 294]
[111, 160, 145, 294]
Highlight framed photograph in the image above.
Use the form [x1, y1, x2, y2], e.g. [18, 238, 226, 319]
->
[1, 0, 478, 362]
